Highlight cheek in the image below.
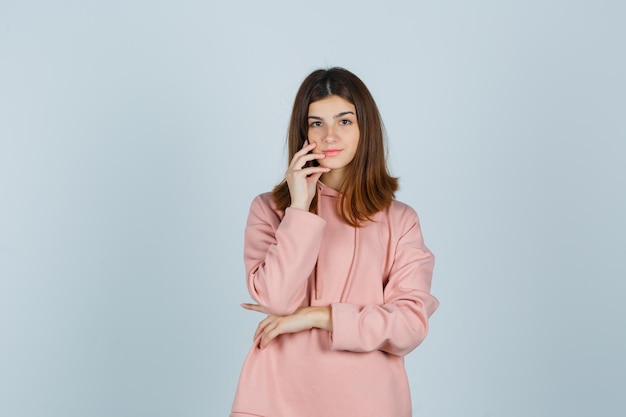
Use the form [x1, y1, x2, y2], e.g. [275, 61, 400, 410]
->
[347, 133, 360, 149]
[307, 132, 322, 145]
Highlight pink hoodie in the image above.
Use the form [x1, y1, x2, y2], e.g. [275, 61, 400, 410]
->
[230, 182, 438, 417]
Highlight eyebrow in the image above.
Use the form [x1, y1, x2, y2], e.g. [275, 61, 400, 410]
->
[307, 111, 355, 120]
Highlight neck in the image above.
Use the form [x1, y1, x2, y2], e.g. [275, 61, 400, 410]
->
[320, 169, 345, 191]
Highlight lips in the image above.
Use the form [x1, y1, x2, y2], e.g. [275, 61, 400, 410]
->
[322, 149, 342, 157]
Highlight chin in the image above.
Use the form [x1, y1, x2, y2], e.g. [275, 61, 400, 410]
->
[322, 163, 347, 170]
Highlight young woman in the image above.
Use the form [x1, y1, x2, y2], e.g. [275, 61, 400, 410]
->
[230, 67, 439, 417]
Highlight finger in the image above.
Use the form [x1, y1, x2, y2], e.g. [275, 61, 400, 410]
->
[241, 303, 267, 314]
[288, 143, 318, 169]
[260, 320, 281, 349]
[298, 166, 331, 177]
[253, 332, 263, 349]
[307, 171, 325, 184]
[254, 315, 275, 340]
[295, 142, 316, 156]
[298, 152, 326, 165]
[288, 153, 330, 175]
[255, 315, 273, 337]
[262, 328, 282, 348]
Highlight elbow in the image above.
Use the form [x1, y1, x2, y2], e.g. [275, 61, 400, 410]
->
[384, 314, 430, 356]
[406, 326, 429, 352]
[389, 333, 428, 357]
[247, 269, 306, 316]
[406, 312, 431, 348]
[249, 285, 302, 316]
[394, 293, 439, 353]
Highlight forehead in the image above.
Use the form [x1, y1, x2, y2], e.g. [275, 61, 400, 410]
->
[308, 95, 356, 115]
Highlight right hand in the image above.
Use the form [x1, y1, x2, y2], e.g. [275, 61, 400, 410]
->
[286, 141, 330, 211]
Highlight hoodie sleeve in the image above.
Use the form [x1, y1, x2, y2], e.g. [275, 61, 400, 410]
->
[329, 206, 438, 356]
[244, 195, 326, 316]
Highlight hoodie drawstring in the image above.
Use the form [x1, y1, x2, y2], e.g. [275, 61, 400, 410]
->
[314, 183, 359, 302]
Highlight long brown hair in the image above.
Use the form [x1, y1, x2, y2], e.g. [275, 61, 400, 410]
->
[272, 67, 398, 227]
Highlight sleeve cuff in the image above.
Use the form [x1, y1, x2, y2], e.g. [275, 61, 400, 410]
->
[329, 302, 362, 351]
[283, 207, 326, 231]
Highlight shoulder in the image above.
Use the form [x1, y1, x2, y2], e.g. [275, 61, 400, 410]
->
[383, 200, 431, 248]
[379, 199, 426, 235]
[387, 199, 420, 223]
[252, 192, 276, 208]
[247, 192, 283, 223]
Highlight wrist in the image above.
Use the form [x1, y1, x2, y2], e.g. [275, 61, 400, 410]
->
[289, 201, 310, 211]
[308, 306, 332, 332]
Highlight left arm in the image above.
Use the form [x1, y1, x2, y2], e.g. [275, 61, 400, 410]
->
[329, 208, 438, 356]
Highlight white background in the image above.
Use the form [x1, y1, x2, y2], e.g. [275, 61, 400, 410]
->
[1, 1, 625, 416]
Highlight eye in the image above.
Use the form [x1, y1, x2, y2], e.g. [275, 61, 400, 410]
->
[339, 119, 352, 126]
[310, 121, 323, 128]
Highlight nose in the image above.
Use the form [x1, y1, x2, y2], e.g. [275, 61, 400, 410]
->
[324, 125, 337, 143]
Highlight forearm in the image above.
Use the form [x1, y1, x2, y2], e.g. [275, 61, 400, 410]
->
[245, 205, 326, 315]
[329, 295, 438, 356]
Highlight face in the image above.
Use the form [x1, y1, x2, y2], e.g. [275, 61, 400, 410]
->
[307, 95, 360, 184]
